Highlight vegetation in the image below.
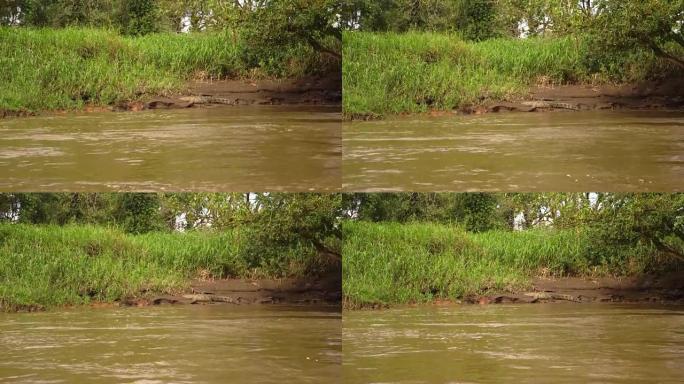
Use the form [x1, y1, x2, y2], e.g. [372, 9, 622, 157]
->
[342, 0, 683, 118]
[342, 193, 684, 308]
[0, 193, 342, 311]
[0, 27, 335, 113]
[0, 0, 341, 114]
[343, 31, 675, 118]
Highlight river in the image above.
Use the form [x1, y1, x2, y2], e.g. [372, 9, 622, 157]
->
[0, 106, 341, 191]
[343, 304, 684, 383]
[343, 111, 684, 191]
[0, 305, 341, 383]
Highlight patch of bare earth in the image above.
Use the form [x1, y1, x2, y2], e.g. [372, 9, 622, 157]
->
[462, 76, 684, 114]
[468, 271, 684, 305]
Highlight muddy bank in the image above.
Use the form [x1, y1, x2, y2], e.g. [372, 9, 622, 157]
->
[1, 74, 341, 119]
[348, 77, 684, 120]
[346, 272, 684, 310]
[129, 273, 341, 308]
[2, 273, 341, 313]
[116, 74, 341, 112]
[464, 77, 684, 115]
[466, 272, 684, 306]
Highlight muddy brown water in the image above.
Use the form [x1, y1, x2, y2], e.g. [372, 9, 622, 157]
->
[0, 106, 340, 191]
[343, 304, 684, 384]
[0, 305, 341, 383]
[343, 111, 684, 191]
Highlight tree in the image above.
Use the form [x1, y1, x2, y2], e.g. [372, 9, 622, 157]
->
[0, 0, 23, 25]
[241, 0, 342, 60]
[346, 192, 507, 232]
[588, 193, 684, 262]
[118, 0, 160, 36]
[590, 0, 684, 69]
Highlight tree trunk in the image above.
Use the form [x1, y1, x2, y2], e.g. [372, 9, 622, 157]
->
[306, 36, 341, 60]
[649, 42, 684, 69]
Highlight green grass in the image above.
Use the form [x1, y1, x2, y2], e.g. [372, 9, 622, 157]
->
[0, 27, 334, 113]
[342, 221, 655, 308]
[342, 31, 668, 119]
[0, 223, 323, 311]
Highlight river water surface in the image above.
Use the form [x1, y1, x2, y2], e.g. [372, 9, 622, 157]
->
[0, 305, 341, 383]
[344, 304, 684, 384]
[0, 106, 340, 191]
[343, 111, 684, 191]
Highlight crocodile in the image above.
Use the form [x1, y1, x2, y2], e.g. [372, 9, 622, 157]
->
[524, 292, 582, 302]
[520, 101, 580, 110]
[182, 293, 240, 304]
[178, 96, 237, 105]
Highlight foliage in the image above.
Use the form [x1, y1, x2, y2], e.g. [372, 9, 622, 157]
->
[239, 0, 341, 63]
[0, 27, 330, 113]
[344, 192, 506, 232]
[114, 193, 164, 234]
[339, 0, 502, 40]
[587, 0, 684, 70]
[342, 221, 655, 308]
[0, 192, 343, 310]
[343, 31, 671, 118]
[0, 224, 236, 310]
[233, 193, 343, 276]
[117, 0, 159, 36]
[585, 193, 684, 266]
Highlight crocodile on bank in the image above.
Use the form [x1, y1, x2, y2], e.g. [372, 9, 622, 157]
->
[524, 292, 583, 302]
[479, 100, 581, 114]
[178, 96, 238, 105]
[520, 100, 580, 110]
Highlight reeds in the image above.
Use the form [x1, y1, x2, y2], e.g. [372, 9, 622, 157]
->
[342, 221, 654, 308]
[0, 223, 320, 310]
[342, 31, 666, 119]
[0, 27, 329, 113]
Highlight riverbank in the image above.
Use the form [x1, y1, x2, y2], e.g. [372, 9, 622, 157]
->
[342, 31, 682, 120]
[110, 74, 341, 112]
[0, 27, 340, 118]
[342, 221, 681, 309]
[123, 271, 341, 308]
[0, 224, 340, 312]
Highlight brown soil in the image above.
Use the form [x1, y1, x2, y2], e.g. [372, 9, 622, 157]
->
[115, 74, 341, 112]
[120, 269, 341, 308]
[465, 271, 684, 306]
[464, 77, 684, 115]
[1, 74, 341, 119]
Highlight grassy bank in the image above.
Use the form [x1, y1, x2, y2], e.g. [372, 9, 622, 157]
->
[343, 221, 656, 308]
[0, 223, 324, 311]
[0, 27, 336, 114]
[343, 31, 674, 119]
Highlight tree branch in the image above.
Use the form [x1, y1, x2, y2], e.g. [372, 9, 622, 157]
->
[649, 41, 684, 69]
[306, 36, 341, 60]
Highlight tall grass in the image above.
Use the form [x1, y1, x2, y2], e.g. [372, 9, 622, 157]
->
[0, 27, 332, 113]
[0, 223, 321, 310]
[342, 221, 655, 308]
[343, 31, 668, 119]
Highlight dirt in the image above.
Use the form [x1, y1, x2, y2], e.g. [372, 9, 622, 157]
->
[0, 74, 341, 119]
[120, 269, 342, 308]
[115, 73, 341, 112]
[465, 271, 684, 306]
[463, 76, 684, 115]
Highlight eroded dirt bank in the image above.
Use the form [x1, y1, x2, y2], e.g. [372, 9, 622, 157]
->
[117, 74, 341, 112]
[0, 74, 341, 118]
[133, 274, 341, 308]
[465, 272, 684, 305]
[464, 77, 684, 114]
[347, 272, 684, 310]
